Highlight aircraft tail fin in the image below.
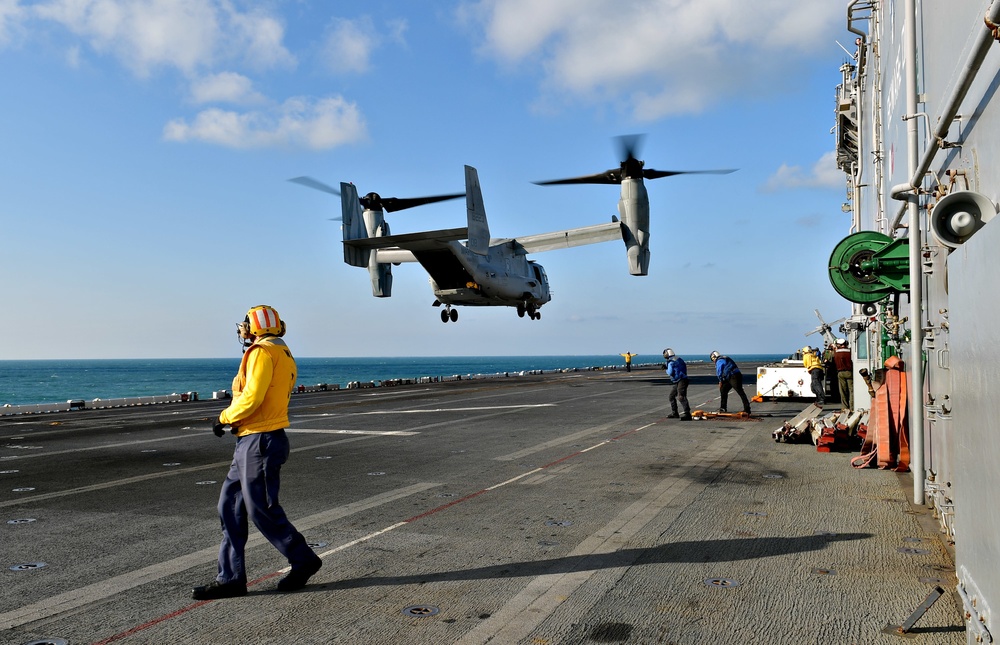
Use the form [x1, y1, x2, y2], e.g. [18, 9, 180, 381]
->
[465, 165, 490, 255]
[341, 182, 368, 267]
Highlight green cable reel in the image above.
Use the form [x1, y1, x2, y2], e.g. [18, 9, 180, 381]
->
[828, 231, 910, 303]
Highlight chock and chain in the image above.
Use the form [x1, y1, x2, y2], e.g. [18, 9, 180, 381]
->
[690, 410, 762, 422]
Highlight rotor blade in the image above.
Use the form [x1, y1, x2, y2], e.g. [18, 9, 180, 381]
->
[381, 192, 465, 213]
[533, 169, 623, 186]
[616, 134, 645, 162]
[643, 168, 738, 180]
[288, 176, 341, 196]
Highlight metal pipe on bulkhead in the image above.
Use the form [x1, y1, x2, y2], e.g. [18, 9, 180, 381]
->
[902, 0, 924, 506]
[890, 0, 1000, 506]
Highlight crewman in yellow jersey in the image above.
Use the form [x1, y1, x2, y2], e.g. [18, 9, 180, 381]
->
[802, 345, 826, 406]
[192, 305, 322, 600]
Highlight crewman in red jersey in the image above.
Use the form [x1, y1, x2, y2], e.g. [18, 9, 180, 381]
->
[833, 338, 854, 411]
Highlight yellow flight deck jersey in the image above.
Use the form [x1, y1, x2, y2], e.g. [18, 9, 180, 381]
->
[219, 336, 297, 437]
[803, 350, 823, 374]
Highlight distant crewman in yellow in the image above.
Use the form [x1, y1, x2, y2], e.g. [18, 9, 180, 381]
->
[192, 305, 322, 600]
[802, 345, 826, 406]
[621, 351, 638, 372]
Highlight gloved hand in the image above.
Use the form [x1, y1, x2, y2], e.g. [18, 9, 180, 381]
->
[212, 418, 226, 437]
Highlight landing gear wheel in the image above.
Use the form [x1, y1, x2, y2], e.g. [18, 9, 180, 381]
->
[449, 308, 458, 322]
[441, 309, 449, 323]
[517, 304, 526, 318]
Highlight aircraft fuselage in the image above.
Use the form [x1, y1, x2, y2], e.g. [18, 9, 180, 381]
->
[429, 241, 551, 308]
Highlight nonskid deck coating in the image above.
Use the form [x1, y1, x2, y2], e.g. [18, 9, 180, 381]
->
[0, 363, 963, 644]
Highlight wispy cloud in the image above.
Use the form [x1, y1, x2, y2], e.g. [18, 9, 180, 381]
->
[189, 71, 264, 105]
[322, 16, 378, 74]
[18, 2, 395, 150]
[762, 150, 843, 192]
[163, 96, 367, 150]
[31, 0, 294, 76]
[320, 15, 408, 75]
[0, 0, 26, 46]
[458, 0, 842, 120]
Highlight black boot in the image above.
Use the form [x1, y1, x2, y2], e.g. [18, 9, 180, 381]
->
[192, 579, 247, 600]
[277, 557, 322, 592]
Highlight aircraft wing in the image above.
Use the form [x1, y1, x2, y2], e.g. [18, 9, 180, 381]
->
[501, 221, 623, 255]
[344, 227, 469, 252]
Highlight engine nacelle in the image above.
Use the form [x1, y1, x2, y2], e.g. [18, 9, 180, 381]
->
[368, 219, 392, 297]
[618, 178, 650, 276]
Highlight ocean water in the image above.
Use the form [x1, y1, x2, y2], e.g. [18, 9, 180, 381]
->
[0, 354, 785, 407]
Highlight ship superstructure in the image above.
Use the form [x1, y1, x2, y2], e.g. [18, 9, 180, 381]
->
[833, 2, 1000, 641]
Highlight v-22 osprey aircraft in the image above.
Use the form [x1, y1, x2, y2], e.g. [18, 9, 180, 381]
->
[291, 139, 734, 323]
[292, 165, 619, 323]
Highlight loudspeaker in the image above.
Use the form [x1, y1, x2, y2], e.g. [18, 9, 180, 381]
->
[930, 190, 998, 248]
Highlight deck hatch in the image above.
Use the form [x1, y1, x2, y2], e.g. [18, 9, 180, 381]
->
[703, 577, 740, 588]
[10, 562, 46, 571]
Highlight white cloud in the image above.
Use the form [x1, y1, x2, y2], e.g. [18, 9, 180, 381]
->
[459, 0, 842, 119]
[189, 71, 263, 104]
[322, 16, 375, 73]
[319, 15, 409, 75]
[225, 5, 294, 70]
[385, 17, 408, 44]
[0, 0, 26, 46]
[163, 96, 367, 150]
[31, 0, 294, 77]
[763, 150, 844, 192]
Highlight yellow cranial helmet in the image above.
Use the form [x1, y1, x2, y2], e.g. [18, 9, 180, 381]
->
[245, 305, 285, 337]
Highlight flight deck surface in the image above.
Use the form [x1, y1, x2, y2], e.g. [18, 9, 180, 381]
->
[1, 363, 963, 644]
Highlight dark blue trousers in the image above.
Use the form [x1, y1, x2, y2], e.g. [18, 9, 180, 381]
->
[669, 378, 690, 416]
[216, 429, 316, 583]
[810, 369, 826, 404]
[720, 372, 752, 414]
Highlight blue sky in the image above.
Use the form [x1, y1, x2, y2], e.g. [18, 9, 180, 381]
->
[1, 0, 853, 360]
